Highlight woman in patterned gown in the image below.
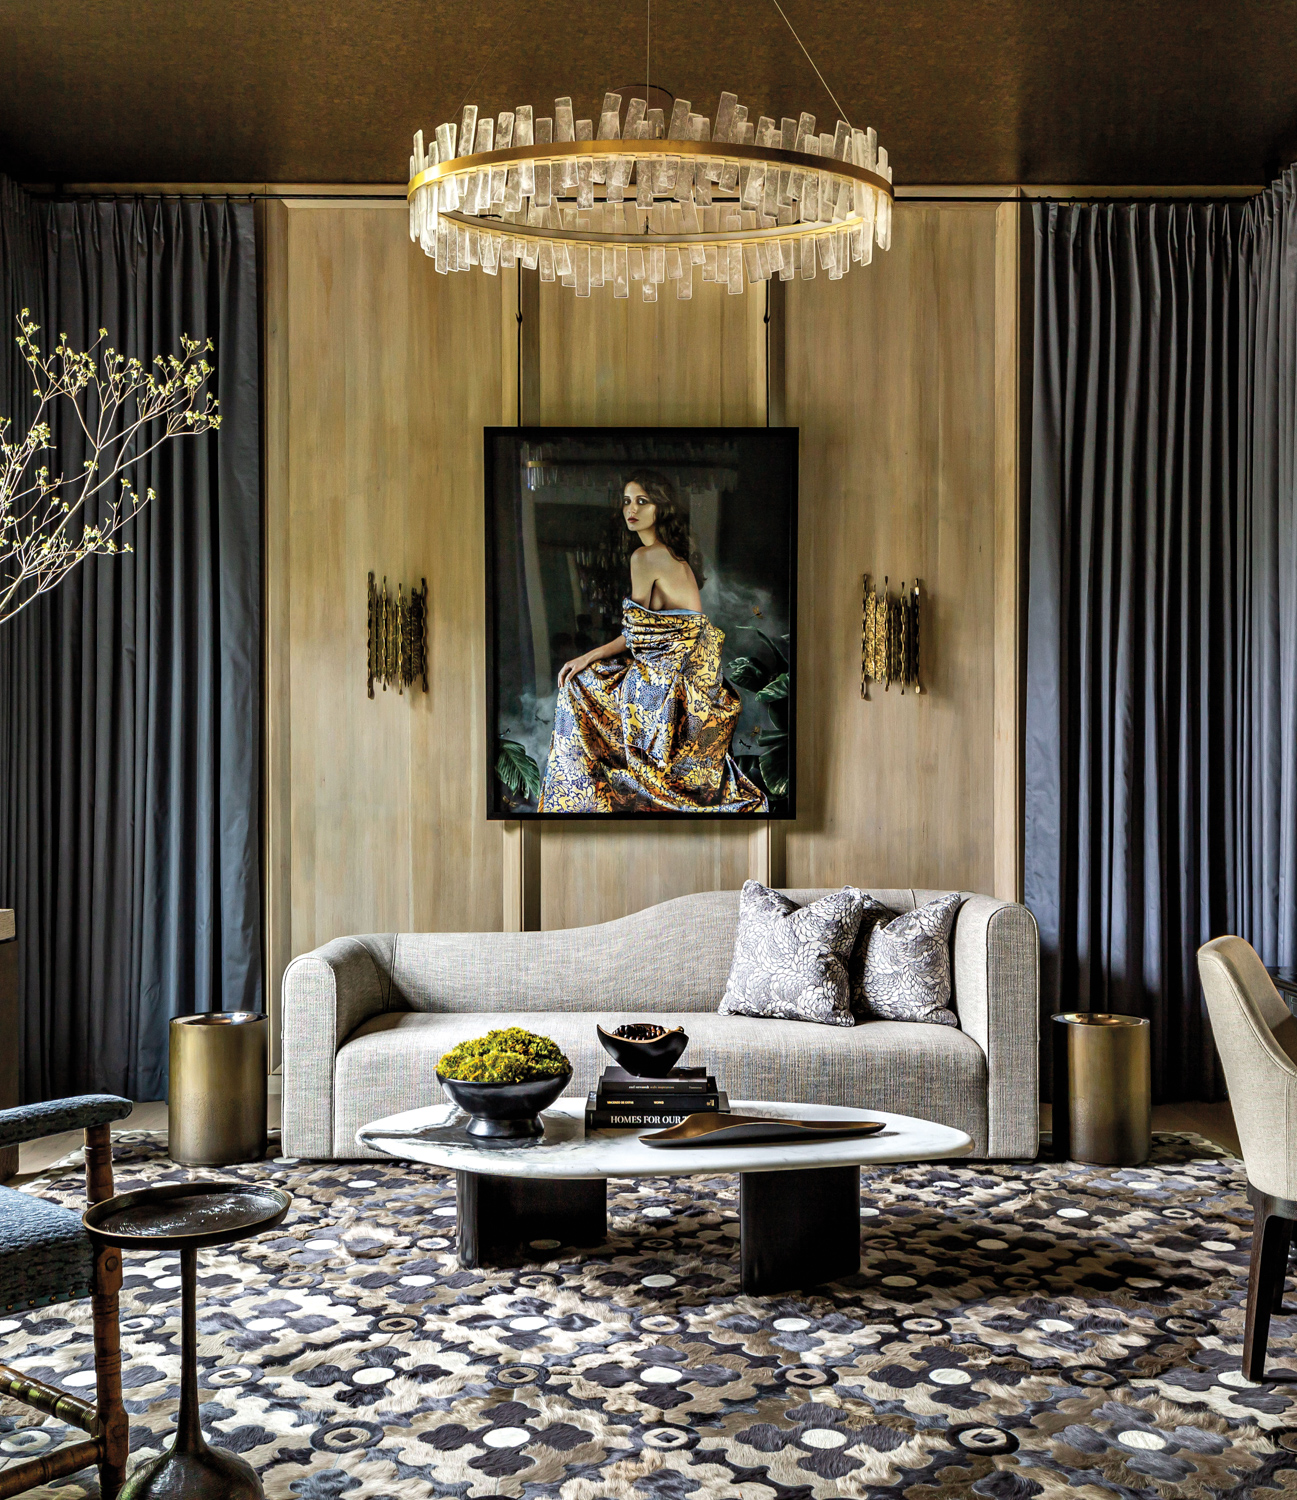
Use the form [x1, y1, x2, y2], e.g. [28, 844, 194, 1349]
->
[538, 471, 767, 814]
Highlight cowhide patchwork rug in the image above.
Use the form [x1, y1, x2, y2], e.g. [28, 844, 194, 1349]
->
[0, 1131, 1293, 1499]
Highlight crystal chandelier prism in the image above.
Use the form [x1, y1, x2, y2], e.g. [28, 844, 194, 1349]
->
[407, 91, 893, 300]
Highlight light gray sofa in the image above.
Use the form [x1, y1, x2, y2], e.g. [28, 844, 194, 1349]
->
[281, 887, 1039, 1161]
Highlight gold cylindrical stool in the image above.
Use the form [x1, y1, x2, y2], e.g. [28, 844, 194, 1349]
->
[1052, 1013, 1152, 1165]
[168, 1012, 268, 1166]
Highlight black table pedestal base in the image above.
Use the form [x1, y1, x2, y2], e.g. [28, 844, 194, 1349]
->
[122, 1444, 262, 1500]
[740, 1165, 862, 1295]
[457, 1171, 608, 1268]
[451, 1164, 863, 1294]
[121, 1247, 264, 1499]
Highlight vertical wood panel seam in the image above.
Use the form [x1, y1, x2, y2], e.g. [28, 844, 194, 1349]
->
[993, 197, 1023, 903]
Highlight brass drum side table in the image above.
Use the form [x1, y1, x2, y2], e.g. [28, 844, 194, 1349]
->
[1052, 1012, 1152, 1166]
[169, 1013, 268, 1166]
[84, 1180, 290, 1499]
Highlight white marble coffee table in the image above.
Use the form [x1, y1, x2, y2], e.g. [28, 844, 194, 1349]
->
[358, 1098, 972, 1295]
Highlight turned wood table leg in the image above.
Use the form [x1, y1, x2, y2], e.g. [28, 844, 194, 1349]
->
[84, 1122, 129, 1499]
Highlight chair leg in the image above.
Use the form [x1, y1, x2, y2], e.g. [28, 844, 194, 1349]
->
[85, 1123, 129, 1499]
[1245, 1185, 1294, 1381]
[1272, 1217, 1293, 1312]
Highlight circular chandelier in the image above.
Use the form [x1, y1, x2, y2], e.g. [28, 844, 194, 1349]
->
[406, 91, 893, 300]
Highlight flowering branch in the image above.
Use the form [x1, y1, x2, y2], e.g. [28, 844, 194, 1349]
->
[0, 310, 221, 626]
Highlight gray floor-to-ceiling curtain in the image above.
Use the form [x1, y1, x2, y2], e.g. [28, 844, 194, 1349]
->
[1027, 174, 1297, 1102]
[1236, 174, 1297, 976]
[0, 183, 261, 1102]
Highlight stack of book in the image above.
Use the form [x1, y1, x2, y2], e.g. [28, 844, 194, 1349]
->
[585, 1066, 729, 1130]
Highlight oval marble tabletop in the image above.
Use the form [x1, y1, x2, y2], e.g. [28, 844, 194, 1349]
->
[356, 1098, 973, 1178]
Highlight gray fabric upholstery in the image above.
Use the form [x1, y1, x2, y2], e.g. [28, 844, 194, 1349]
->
[0, 1186, 94, 1314]
[280, 937, 392, 1158]
[947, 895, 1040, 1161]
[281, 886, 1040, 1163]
[387, 892, 743, 1014]
[0, 1094, 131, 1149]
[1198, 936, 1295, 1200]
[333, 1010, 989, 1159]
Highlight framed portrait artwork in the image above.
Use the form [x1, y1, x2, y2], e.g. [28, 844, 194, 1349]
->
[485, 427, 798, 820]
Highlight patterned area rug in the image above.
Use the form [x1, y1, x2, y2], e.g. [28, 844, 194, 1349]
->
[1, 1130, 1293, 1499]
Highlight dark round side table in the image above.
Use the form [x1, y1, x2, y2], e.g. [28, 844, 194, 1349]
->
[84, 1180, 291, 1499]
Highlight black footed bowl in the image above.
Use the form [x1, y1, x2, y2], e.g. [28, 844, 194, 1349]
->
[437, 1071, 572, 1139]
[597, 1024, 689, 1079]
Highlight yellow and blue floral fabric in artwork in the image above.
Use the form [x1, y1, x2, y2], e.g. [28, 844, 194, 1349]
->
[539, 600, 768, 815]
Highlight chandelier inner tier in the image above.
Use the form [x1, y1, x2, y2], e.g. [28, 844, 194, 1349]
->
[407, 93, 893, 299]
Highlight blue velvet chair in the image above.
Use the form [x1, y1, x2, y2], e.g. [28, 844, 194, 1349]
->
[0, 1095, 132, 1499]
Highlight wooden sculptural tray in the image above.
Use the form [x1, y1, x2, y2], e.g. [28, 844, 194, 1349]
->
[640, 1114, 888, 1148]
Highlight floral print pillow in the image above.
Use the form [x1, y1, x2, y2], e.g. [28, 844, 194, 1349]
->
[719, 881, 867, 1027]
[849, 892, 963, 1027]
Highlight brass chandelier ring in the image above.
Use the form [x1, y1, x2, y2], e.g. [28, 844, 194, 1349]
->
[436, 208, 875, 249]
[406, 90, 894, 295]
[408, 139, 894, 203]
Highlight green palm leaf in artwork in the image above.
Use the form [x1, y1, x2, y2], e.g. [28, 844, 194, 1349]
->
[727, 635, 792, 810]
[496, 737, 542, 802]
[728, 655, 768, 690]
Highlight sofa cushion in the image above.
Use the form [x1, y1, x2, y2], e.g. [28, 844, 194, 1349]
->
[719, 882, 866, 1027]
[333, 1008, 989, 1158]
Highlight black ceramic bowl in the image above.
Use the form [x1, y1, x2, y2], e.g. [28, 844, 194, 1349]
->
[596, 1024, 689, 1079]
[436, 1070, 572, 1139]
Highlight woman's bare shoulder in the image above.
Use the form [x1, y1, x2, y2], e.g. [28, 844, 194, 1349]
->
[630, 543, 667, 572]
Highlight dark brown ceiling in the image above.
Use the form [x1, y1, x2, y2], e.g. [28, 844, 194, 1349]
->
[2, 0, 1295, 187]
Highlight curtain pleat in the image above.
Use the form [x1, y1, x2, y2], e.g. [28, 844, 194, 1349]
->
[0, 186, 261, 1102]
[1028, 176, 1297, 1102]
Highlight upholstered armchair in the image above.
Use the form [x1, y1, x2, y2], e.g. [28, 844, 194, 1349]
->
[0, 1095, 132, 1499]
[1197, 937, 1296, 1380]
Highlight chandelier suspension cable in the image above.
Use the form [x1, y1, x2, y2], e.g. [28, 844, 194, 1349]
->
[766, 0, 852, 131]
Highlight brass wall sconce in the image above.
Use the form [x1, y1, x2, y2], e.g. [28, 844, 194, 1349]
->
[861, 574, 922, 697]
[367, 573, 429, 698]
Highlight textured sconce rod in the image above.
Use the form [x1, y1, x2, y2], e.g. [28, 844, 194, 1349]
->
[861, 574, 922, 697]
[368, 572, 429, 698]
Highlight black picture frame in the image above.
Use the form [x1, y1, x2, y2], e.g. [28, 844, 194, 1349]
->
[485, 426, 799, 821]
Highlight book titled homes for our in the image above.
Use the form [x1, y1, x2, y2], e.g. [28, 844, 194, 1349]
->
[585, 1065, 728, 1130]
[585, 1092, 731, 1129]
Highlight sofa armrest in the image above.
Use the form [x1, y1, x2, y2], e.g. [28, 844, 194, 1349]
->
[952, 896, 1040, 1159]
[281, 937, 393, 1157]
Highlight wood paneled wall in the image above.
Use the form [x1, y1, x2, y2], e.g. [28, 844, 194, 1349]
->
[264, 198, 1021, 1041]
[534, 280, 768, 930]
[783, 202, 1015, 895]
[263, 202, 506, 1062]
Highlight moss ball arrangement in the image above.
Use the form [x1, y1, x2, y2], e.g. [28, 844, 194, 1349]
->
[436, 1027, 570, 1084]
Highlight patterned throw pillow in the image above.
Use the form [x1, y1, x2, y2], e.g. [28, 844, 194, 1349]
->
[846, 897, 897, 1013]
[850, 892, 963, 1026]
[719, 881, 867, 1028]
